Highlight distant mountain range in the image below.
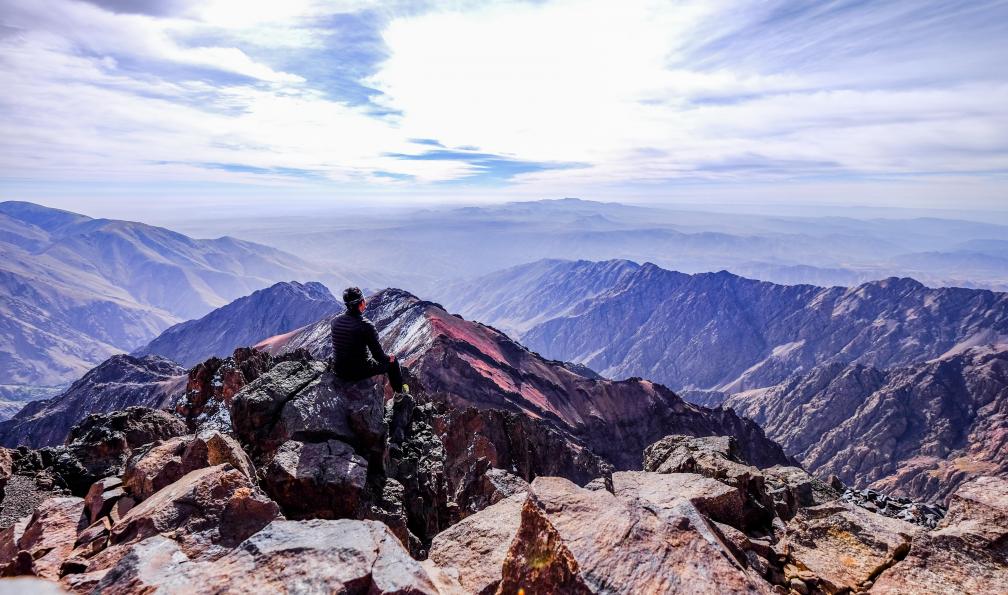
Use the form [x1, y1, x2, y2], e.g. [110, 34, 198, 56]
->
[0, 201, 359, 400]
[441, 258, 1008, 499]
[724, 345, 1007, 502]
[442, 259, 1008, 392]
[169, 197, 1008, 294]
[134, 281, 342, 367]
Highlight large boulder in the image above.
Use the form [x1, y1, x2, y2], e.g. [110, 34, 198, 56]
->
[260, 439, 368, 520]
[428, 493, 526, 594]
[643, 435, 775, 531]
[613, 471, 753, 534]
[83, 464, 280, 573]
[871, 475, 1008, 594]
[1, 497, 85, 580]
[761, 465, 840, 520]
[179, 348, 282, 432]
[230, 361, 386, 464]
[497, 477, 768, 594]
[122, 432, 255, 501]
[95, 520, 442, 594]
[782, 502, 918, 593]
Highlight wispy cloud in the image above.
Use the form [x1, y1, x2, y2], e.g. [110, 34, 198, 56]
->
[0, 0, 1006, 206]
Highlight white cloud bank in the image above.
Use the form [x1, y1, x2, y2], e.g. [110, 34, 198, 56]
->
[0, 0, 1006, 207]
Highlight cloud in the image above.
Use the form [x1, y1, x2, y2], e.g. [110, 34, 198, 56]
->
[0, 0, 1006, 205]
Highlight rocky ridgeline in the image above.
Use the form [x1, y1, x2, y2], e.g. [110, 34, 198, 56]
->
[0, 350, 1002, 594]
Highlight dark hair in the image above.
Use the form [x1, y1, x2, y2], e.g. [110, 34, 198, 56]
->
[343, 286, 364, 307]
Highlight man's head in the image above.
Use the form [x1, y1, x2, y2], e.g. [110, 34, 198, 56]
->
[343, 286, 366, 312]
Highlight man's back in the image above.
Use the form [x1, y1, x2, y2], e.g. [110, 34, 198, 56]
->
[331, 309, 387, 379]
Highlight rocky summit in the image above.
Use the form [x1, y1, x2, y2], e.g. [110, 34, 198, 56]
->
[0, 286, 1002, 593]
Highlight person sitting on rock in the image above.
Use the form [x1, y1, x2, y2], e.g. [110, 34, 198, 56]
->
[331, 286, 408, 394]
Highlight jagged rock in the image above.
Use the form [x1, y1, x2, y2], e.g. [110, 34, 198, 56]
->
[95, 520, 441, 594]
[783, 502, 917, 593]
[644, 435, 775, 531]
[364, 477, 419, 555]
[428, 403, 611, 517]
[935, 475, 1007, 543]
[583, 477, 612, 492]
[870, 475, 1008, 593]
[261, 439, 368, 520]
[0, 450, 12, 493]
[86, 464, 280, 572]
[2, 497, 85, 580]
[762, 465, 840, 520]
[497, 477, 768, 594]
[45, 407, 188, 495]
[0, 519, 27, 564]
[613, 471, 754, 534]
[230, 359, 327, 458]
[120, 437, 189, 501]
[428, 493, 525, 594]
[386, 403, 451, 549]
[122, 432, 255, 502]
[82, 478, 123, 526]
[178, 348, 312, 433]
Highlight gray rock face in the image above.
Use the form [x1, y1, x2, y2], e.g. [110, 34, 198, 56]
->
[726, 346, 1008, 501]
[0, 355, 187, 449]
[261, 439, 368, 520]
[135, 281, 340, 367]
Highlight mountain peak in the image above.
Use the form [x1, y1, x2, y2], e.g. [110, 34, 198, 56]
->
[135, 280, 340, 367]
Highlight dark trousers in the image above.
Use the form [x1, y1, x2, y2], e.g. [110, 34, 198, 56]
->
[338, 358, 405, 393]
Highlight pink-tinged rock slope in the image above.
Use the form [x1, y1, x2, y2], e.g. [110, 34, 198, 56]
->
[257, 288, 790, 470]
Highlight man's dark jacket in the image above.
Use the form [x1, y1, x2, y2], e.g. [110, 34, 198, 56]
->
[330, 308, 389, 380]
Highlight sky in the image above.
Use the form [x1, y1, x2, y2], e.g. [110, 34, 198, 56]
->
[1, 0, 1007, 212]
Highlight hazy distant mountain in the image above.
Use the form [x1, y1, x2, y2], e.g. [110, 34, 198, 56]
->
[724, 346, 1008, 502]
[443, 259, 1008, 392]
[135, 281, 341, 366]
[167, 198, 1008, 293]
[0, 201, 358, 399]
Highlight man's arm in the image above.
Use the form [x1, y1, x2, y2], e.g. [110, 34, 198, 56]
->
[364, 321, 390, 362]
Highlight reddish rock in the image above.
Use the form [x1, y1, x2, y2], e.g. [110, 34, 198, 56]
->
[783, 502, 917, 593]
[260, 439, 367, 520]
[178, 348, 279, 432]
[90, 464, 279, 571]
[82, 478, 123, 525]
[95, 520, 441, 594]
[5, 497, 85, 580]
[497, 477, 768, 594]
[613, 471, 751, 533]
[428, 493, 525, 594]
[644, 435, 775, 530]
[122, 432, 255, 502]
[872, 475, 1008, 594]
[121, 437, 190, 501]
[0, 519, 27, 566]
